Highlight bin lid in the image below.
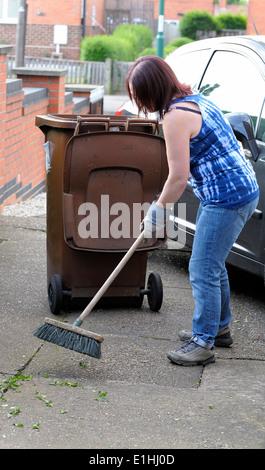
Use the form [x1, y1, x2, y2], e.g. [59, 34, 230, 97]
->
[36, 114, 82, 130]
[35, 114, 161, 133]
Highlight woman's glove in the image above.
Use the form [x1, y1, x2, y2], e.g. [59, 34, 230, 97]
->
[142, 201, 171, 239]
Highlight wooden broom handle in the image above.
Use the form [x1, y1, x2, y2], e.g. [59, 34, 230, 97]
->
[78, 231, 145, 322]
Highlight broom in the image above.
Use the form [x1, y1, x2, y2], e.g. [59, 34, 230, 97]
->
[34, 231, 145, 359]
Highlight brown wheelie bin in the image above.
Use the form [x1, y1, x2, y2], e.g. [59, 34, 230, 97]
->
[35, 114, 168, 315]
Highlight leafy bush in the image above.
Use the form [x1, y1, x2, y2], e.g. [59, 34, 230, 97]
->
[168, 37, 194, 48]
[215, 12, 247, 30]
[113, 26, 141, 57]
[80, 25, 154, 62]
[113, 24, 154, 54]
[179, 10, 218, 40]
[137, 47, 156, 58]
[164, 37, 194, 58]
[164, 44, 176, 57]
[80, 35, 135, 62]
[226, 0, 246, 4]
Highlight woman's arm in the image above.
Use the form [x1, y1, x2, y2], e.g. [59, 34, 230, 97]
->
[142, 106, 202, 239]
[156, 107, 201, 209]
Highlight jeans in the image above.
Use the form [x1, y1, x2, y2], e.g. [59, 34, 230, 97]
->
[189, 196, 259, 349]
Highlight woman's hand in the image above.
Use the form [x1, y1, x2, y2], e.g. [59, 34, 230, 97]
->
[142, 201, 172, 239]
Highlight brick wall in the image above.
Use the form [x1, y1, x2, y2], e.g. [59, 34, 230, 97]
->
[27, 0, 83, 26]
[13, 67, 68, 114]
[0, 45, 50, 210]
[0, 0, 104, 60]
[4, 89, 49, 204]
[25, 24, 91, 59]
[0, 46, 92, 212]
[0, 23, 90, 60]
[155, 0, 215, 20]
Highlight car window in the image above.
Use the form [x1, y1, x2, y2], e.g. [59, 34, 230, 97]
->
[166, 49, 211, 89]
[199, 50, 264, 133]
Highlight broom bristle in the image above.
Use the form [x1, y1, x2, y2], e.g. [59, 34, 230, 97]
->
[34, 321, 102, 359]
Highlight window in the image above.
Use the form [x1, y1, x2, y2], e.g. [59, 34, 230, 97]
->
[0, 0, 19, 23]
[166, 49, 211, 90]
[199, 50, 264, 135]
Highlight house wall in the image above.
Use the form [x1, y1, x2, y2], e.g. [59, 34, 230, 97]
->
[155, 0, 215, 20]
[0, 0, 104, 59]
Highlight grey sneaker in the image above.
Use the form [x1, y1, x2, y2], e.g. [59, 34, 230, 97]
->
[167, 339, 215, 366]
[178, 325, 233, 347]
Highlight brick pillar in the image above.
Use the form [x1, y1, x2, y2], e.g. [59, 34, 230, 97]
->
[0, 46, 13, 209]
[11, 67, 67, 114]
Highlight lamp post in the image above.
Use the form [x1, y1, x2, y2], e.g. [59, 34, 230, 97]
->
[82, 0, 86, 39]
[156, 0, 164, 58]
[15, 0, 28, 67]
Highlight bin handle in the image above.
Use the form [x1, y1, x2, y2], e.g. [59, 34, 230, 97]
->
[125, 117, 159, 134]
[73, 116, 110, 136]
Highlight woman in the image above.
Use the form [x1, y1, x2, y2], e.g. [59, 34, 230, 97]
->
[126, 56, 259, 366]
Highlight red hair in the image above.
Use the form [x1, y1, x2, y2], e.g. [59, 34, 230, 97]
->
[126, 55, 192, 119]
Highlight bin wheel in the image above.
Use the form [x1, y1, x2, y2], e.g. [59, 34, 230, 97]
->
[48, 274, 63, 315]
[147, 272, 163, 312]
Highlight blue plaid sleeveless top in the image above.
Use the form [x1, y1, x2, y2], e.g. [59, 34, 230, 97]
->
[169, 94, 259, 209]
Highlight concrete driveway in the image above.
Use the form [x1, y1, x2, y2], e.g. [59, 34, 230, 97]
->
[1, 211, 265, 450]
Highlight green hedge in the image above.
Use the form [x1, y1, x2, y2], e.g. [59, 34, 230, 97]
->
[80, 25, 154, 62]
[113, 24, 154, 54]
[137, 47, 156, 58]
[216, 12, 247, 30]
[137, 37, 193, 59]
[179, 10, 218, 40]
[80, 12, 247, 63]
[80, 34, 136, 61]
[164, 37, 194, 57]
[179, 9, 247, 40]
